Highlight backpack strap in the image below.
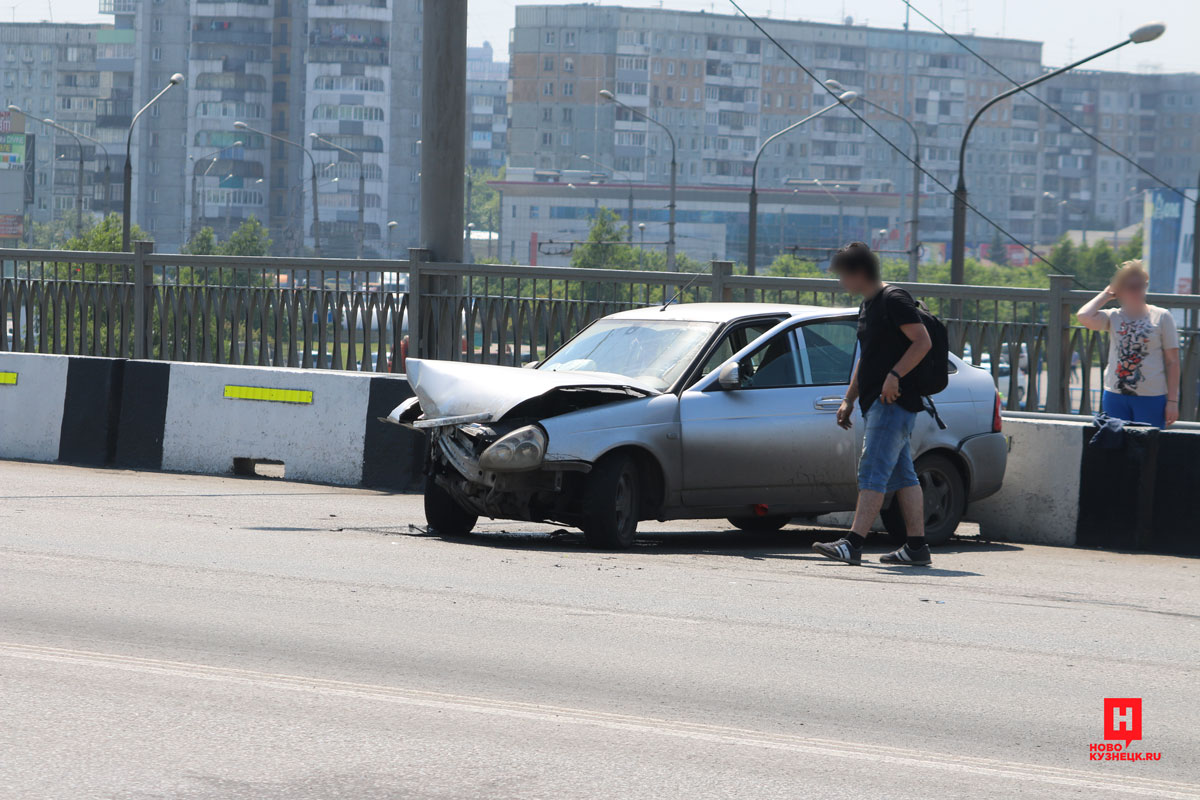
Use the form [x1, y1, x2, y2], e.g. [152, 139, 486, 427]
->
[923, 397, 948, 430]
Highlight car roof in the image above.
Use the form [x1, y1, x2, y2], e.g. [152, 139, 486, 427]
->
[603, 302, 858, 324]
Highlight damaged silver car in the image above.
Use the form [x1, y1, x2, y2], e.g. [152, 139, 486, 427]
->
[388, 303, 1007, 548]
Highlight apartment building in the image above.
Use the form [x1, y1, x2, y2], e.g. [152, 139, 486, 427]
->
[466, 41, 508, 171]
[0, 22, 112, 232]
[508, 4, 1200, 264]
[91, 0, 423, 256]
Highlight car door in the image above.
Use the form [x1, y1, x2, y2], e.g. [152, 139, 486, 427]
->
[677, 316, 860, 510]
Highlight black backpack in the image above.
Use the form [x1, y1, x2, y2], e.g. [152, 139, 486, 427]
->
[883, 285, 950, 425]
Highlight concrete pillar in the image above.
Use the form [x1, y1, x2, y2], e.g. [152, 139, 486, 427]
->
[419, 0, 467, 263]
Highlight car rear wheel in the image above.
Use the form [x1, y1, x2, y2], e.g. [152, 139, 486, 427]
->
[582, 454, 639, 549]
[727, 515, 790, 532]
[424, 474, 478, 536]
[881, 453, 965, 547]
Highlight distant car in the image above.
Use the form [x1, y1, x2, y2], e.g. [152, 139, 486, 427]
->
[391, 303, 1008, 547]
[963, 343, 1028, 404]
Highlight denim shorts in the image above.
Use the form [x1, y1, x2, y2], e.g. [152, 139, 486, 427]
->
[857, 401, 921, 493]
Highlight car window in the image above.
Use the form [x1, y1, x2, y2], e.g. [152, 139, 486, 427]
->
[696, 322, 775, 382]
[796, 319, 858, 385]
[741, 331, 800, 389]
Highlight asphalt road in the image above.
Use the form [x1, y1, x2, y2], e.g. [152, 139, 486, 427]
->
[1, 461, 1197, 800]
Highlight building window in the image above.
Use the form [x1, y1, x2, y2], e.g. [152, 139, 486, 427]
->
[564, 31, 576, 46]
[151, 47, 161, 62]
[562, 82, 574, 97]
[543, 56, 554, 71]
[530, 206, 540, 218]
[544, 30, 555, 45]
[562, 107, 572, 123]
[542, 82, 554, 96]
[563, 57, 574, 72]
[541, 132, 553, 146]
[542, 107, 553, 122]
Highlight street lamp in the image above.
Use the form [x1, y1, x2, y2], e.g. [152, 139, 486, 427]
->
[813, 178, 845, 249]
[638, 222, 646, 249]
[236, 121, 321, 257]
[580, 153, 636, 243]
[310, 132, 364, 258]
[189, 141, 242, 240]
[122, 72, 184, 251]
[599, 88, 677, 269]
[387, 220, 398, 259]
[747, 90, 856, 275]
[49, 119, 111, 220]
[950, 24, 1163, 287]
[827, 79, 922, 281]
[9, 106, 91, 238]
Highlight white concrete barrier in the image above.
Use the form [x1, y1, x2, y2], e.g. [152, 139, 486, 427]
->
[0, 352, 70, 461]
[161, 362, 376, 485]
[966, 417, 1084, 546]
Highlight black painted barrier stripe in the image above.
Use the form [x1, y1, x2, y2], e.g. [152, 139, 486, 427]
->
[362, 374, 425, 492]
[113, 360, 171, 471]
[58, 356, 124, 466]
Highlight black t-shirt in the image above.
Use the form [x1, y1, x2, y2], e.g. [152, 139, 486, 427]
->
[856, 284, 925, 414]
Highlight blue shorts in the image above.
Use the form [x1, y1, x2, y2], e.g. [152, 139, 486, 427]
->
[1102, 391, 1166, 428]
[857, 401, 921, 494]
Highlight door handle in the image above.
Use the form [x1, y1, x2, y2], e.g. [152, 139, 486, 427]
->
[813, 396, 843, 411]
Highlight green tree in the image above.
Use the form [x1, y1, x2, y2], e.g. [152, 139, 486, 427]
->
[570, 208, 638, 271]
[217, 216, 272, 256]
[466, 166, 503, 232]
[1117, 227, 1143, 264]
[766, 253, 827, 278]
[183, 226, 218, 255]
[63, 212, 151, 252]
[988, 228, 1010, 266]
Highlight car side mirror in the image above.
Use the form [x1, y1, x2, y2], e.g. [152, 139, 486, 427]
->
[717, 361, 740, 390]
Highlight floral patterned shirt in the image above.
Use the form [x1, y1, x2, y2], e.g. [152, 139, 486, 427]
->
[1100, 305, 1178, 396]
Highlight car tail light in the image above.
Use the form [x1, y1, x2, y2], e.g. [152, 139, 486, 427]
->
[992, 391, 1003, 433]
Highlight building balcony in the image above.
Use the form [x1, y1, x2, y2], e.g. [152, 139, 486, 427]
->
[192, 30, 272, 45]
[98, 0, 138, 13]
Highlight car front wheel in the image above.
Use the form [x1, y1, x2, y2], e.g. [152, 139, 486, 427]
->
[880, 453, 965, 547]
[582, 454, 640, 549]
[424, 474, 478, 536]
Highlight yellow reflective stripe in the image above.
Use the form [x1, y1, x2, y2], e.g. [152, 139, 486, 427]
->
[223, 385, 313, 404]
[0, 371, 16, 385]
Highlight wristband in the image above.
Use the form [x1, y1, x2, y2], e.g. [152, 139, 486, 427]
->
[889, 369, 902, 380]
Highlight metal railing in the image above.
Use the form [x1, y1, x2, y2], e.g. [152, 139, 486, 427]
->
[4, 245, 1200, 421]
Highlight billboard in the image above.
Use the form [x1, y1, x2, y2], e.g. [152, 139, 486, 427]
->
[0, 132, 26, 169]
[1144, 188, 1197, 295]
[0, 214, 22, 238]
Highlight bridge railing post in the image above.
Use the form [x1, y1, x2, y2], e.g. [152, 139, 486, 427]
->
[407, 247, 427, 361]
[710, 260, 733, 302]
[133, 240, 154, 359]
[1045, 274, 1074, 414]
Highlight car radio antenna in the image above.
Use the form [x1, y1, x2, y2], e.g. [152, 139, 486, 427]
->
[660, 269, 710, 311]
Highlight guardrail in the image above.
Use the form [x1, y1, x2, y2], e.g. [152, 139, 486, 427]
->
[4, 244, 1200, 420]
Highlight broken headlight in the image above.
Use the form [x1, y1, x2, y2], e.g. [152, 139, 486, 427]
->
[478, 424, 547, 472]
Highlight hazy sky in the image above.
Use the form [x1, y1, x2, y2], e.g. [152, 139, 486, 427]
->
[16, 0, 1199, 72]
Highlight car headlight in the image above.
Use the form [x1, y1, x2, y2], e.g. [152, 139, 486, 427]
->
[479, 425, 547, 472]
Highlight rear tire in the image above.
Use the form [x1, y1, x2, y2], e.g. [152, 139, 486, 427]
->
[727, 515, 790, 533]
[881, 453, 965, 547]
[582, 454, 640, 549]
[424, 474, 478, 536]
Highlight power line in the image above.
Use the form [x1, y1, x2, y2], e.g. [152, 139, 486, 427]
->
[727, 0, 1088, 288]
[903, 0, 1190, 205]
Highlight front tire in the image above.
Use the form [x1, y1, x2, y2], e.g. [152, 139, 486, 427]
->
[881, 453, 965, 547]
[424, 474, 478, 536]
[582, 454, 640, 549]
[728, 515, 790, 532]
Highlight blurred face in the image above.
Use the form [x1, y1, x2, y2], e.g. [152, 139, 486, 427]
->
[1114, 272, 1148, 308]
[834, 266, 873, 295]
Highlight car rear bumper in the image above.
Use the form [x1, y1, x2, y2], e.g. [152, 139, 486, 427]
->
[959, 431, 1007, 502]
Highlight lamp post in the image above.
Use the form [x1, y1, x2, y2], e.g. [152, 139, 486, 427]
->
[747, 91, 856, 275]
[599, 89, 676, 269]
[189, 141, 242, 241]
[826, 79, 922, 281]
[951, 24, 1163, 288]
[39, 115, 83, 237]
[122, 72, 184, 251]
[53, 121, 110, 219]
[387, 220, 398, 259]
[580, 153, 635, 243]
[310, 132, 364, 258]
[236, 121, 321, 257]
[638, 222, 646, 249]
[811, 178, 844, 248]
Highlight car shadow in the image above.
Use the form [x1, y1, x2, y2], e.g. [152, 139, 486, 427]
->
[415, 522, 1017, 575]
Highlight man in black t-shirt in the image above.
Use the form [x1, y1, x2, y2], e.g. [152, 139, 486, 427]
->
[811, 243, 935, 567]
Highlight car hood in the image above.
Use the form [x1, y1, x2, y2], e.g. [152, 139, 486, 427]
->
[401, 358, 661, 421]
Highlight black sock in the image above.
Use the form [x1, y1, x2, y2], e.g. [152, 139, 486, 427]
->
[846, 532, 867, 549]
[906, 536, 926, 550]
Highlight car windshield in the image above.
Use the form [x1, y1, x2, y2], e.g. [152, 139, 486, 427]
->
[538, 318, 718, 390]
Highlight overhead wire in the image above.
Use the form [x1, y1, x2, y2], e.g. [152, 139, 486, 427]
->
[727, 0, 1088, 287]
[903, 0, 1190, 205]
